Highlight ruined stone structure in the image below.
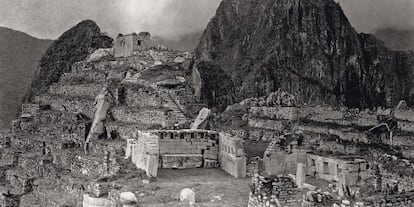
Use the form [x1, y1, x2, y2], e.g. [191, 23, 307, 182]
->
[114, 33, 150, 58]
[306, 154, 370, 196]
[126, 132, 159, 177]
[0, 37, 201, 206]
[218, 132, 247, 178]
[248, 174, 299, 207]
[263, 133, 307, 176]
[126, 130, 247, 178]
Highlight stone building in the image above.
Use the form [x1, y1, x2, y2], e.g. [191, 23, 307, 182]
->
[263, 133, 307, 176]
[306, 154, 370, 196]
[126, 130, 247, 178]
[114, 32, 151, 58]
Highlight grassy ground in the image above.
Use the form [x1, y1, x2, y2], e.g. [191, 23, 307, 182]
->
[116, 168, 251, 207]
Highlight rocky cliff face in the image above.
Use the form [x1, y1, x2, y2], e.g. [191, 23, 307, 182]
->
[24, 20, 112, 103]
[195, 0, 414, 108]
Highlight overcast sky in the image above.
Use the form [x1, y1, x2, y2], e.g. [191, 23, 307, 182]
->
[0, 0, 413, 40]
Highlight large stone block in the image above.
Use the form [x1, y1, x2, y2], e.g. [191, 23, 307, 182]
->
[219, 132, 246, 178]
[161, 154, 202, 169]
[203, 159, 218, 168]
[83, 194, 114, 207]
[219, 154, 246, 178]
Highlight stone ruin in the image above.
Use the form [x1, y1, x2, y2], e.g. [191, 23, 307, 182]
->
[223, 96, 414, 206]
[0, 32, 210, 206]
[126, 130, 247, 178]
[248, 174, 299, 207]
[114, 32, 151, 58]
[2, 27, 414, 206]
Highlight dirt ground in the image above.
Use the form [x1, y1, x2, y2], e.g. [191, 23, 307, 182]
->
[116, 168, 251, 207]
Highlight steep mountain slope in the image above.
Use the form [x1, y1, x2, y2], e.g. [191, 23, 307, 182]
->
[374, 28, 414, 51]
[195, 0, 414, 109]
[0, 27, 52, 129]
[23, 20, 113, 103]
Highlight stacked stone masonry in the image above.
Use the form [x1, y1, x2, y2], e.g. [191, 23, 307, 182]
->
[126, 130, 247, 178]
[248, 174, 299, 207]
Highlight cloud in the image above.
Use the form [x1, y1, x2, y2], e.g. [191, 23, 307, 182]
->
[0, 0, 412, 40]
[0, 0, 221, 40]
[338, 0, 414, 33]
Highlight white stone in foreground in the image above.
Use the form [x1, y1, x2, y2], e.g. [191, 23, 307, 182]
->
[120, 192, 137, 205]
[180, 188, 195, 205]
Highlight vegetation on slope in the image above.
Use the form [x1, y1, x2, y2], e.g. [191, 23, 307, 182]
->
[23, 20, 113, 103]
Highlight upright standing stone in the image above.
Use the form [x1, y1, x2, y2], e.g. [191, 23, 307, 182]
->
[296, 163, 306, 188]
[338, 173, 346, 197]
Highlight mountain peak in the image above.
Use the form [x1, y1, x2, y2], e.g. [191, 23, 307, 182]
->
[24, 20, 113, 103]
[195, 0, 414, 109]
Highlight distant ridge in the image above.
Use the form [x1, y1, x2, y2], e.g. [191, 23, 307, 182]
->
[0, 27, 52, 129]
[374, 27, 414, 51]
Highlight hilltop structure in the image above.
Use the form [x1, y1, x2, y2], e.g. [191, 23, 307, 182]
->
[114, 32, 151, 58]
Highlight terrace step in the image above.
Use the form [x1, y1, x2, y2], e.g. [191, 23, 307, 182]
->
[34, 93, 95, 117]
[60, 70, 107, 84]
[105, 121, 155, 140]
[49, 83, 105, 98]
[110, 106, 168, 127]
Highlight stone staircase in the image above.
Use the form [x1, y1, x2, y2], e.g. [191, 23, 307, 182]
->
[159, 89, 189, 125]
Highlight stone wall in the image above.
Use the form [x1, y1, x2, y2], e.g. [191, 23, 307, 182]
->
[298, 107, 378, 128]
[128, 132, 159, 177]
[306, 154, 370, 191]
[34, 94, 94, 118]
[155, 130, 219, 169]
[297, 125, 369, 144]
[219, 132, 247, 178]
[248, 119, 285, 131]
[61, 70, 107, 83]
[71, 58, 150, 75]
[249, 107, 298, 121]
[125, 87, 161, 107]
[126, 130, 246, 178]
[264, 141, 307, 176]
[147, 50, 187, 64]
[248, 174, 299, 207]
[111, 107, 167, 127]
[362, 192, 414, 207]
[49, 83, 103, 98]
